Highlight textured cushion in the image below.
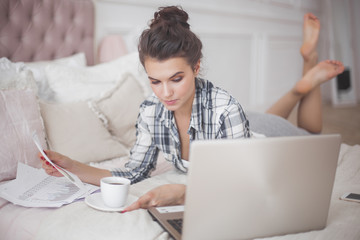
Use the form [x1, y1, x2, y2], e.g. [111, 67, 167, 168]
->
[0, 57, 37, 91]
[45, 63, 115, 103]
[26, 53, 87, 102]
[40, 101, 129, 163]
[45, 52, 150, 103]
[0, 0, 95, 65]
[0, 89, 46, 181]
[89, 73, 147, 148]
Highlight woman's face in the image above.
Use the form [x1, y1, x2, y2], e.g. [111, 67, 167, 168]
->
[144, 57, 200, 113]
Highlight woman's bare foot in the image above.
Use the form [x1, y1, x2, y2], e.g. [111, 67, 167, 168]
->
[300, 13, 320, 62]
[294, 60, 345, 94]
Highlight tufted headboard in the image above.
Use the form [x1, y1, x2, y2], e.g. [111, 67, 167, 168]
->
[0, 0, 95, 65]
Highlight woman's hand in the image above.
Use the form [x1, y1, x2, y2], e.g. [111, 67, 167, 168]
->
[38, 150, 112, 186]
[123, 184, 186, 212]
[38, 150, 75, 177]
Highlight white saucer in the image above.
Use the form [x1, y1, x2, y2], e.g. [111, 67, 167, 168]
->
[85, 192, 136, 212]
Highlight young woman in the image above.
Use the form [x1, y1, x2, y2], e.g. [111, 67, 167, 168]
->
[40, 6, 344, 211]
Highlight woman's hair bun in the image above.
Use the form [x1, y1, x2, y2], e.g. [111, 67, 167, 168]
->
[150, 6, 190, 29]
[138, 5, 202, 69]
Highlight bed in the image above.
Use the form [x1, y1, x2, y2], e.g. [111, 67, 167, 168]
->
[1, 0, 359, 239]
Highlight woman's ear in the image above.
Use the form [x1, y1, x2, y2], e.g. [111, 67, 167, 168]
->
[194, 60, 201, 76]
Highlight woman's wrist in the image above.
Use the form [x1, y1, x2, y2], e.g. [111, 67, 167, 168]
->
[75, 162, 111, 186]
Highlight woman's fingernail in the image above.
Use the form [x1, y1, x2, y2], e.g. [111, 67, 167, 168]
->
[121, 210, 127, 214]
[41, 156, 45, 160]
[43, 150, 47, 155]
[46, 161, 50, 165]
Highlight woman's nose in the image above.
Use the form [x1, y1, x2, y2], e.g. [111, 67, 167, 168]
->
[163, 83, 173, 97]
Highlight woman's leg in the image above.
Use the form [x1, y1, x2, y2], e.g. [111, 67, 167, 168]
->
[266, 60, 344, 133]
[266, 13, 344, 133]
[296, 13, 322, 133]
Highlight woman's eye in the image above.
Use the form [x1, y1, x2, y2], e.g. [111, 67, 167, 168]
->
[173, 77, 183, 82]
[151, 80, 160, 85]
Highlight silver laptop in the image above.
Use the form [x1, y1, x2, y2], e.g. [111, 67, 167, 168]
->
[148, 134, 341, 240]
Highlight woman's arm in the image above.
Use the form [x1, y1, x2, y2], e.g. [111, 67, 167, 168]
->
[219, 102, 251, 139]
[111, 106, 159, 183]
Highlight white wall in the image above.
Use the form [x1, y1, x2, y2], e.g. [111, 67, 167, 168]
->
[350, 0, 360, 104]
[94, 0, 359, 111]
[321, 0, 360, 106]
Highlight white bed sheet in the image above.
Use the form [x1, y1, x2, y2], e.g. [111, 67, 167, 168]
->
[1, 144, 359, 240]
[0, 196, 53, 240]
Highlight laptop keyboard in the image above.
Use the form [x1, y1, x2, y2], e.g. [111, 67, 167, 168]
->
[167, 219, 183, 234]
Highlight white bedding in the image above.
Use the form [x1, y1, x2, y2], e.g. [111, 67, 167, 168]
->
[1, 144, 358, 240]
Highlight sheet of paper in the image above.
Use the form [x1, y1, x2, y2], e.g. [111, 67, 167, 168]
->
[0, 163, 99, 207]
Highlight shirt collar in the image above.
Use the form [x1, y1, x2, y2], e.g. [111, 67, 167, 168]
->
[189, 78, 204, 133]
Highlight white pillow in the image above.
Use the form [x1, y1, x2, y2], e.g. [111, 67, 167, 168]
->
[45, 52, 151, 103]
[26, 53, 87, 102]
[26, 52, 86, 69]
[40, 101, 129, 164]
[0, 57, 37, 91]
[89, 73, 147, 149]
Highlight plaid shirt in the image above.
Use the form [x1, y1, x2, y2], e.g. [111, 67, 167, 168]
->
[112, 78, 251, 183]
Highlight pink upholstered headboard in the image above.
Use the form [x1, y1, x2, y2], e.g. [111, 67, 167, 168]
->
[0, 0, 95, 65]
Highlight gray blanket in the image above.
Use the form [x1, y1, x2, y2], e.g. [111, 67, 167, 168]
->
[247, 111, 310, 137]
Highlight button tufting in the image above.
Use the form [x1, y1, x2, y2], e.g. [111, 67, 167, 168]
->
[0, 0, 94, 64]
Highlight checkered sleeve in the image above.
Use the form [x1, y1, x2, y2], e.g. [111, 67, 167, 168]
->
[218, 102, 251, 139]
[111, 110, 159, 184]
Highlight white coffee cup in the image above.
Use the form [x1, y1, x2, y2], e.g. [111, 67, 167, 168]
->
[100, 176, 131, 208]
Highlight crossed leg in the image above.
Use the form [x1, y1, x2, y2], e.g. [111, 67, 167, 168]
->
[266, 13, 344, 133]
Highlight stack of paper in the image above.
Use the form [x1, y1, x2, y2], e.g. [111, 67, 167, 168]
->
[0, 163, 99, 207]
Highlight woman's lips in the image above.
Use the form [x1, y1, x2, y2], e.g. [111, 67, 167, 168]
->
[164, 99, 177, 105]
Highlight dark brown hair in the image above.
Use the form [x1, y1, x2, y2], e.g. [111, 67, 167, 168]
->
[138, 6, 203, 71]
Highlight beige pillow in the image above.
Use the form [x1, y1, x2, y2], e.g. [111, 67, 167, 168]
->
[40, 101, 129, 163]
[89, 73, 147, 149]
